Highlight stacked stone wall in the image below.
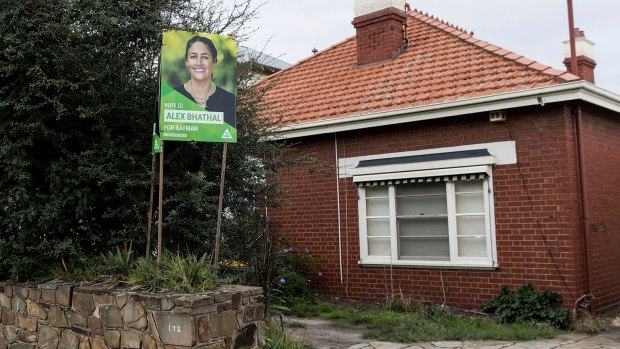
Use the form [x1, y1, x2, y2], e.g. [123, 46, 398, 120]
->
[0, 283, 264, 349]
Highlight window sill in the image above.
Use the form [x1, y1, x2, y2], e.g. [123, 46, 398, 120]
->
[359, 260, 498, 270]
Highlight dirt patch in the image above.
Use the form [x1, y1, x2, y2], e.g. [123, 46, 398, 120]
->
[280, 315, 365, 349]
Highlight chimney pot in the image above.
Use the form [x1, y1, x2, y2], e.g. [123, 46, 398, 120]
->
[354, 0, 405, 17]
[563, 28, 595, 60]
[563, 29, 596, 83]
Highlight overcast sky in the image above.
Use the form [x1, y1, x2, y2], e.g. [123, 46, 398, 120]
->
[237, 0, 620, 94]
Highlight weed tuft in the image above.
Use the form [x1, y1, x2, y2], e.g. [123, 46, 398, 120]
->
[265, 320, 311, 349]
[570, 312, 611, 334]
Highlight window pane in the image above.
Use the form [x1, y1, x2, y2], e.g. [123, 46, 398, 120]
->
[455, 193, 484, 213]
[456, 215, 485, 236]
[457, 237, 487, 258]
[365, 186, 388, 198]
[366, 198, 389, 216]
[396, 195, 447, 215]
[455, 180, 483, 193]
[399, 238, 449, 260]
[397, 181, 445, 196]
[367, 218, 390, 237]
[398, 217, 448, 237]
[368, 237, 391, 256]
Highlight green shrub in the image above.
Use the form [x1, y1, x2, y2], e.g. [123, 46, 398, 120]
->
[56, 250, 217, 293]
[99, 245, 135, 281]
[482, 284, 569, 328]
[129, 257, 162, 291]
[271, 246, 318, 313]
[161, 253, 216, 293]
[217, 261, 251, 285]
[130, 252, 216, 293]
[0, 0, 296, 283]
[278, 269, 314, 300]
[53, 247, 137, 284]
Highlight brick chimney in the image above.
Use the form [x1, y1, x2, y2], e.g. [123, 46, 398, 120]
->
[352, 0, 407, 65]
[563, 28, 596, 83]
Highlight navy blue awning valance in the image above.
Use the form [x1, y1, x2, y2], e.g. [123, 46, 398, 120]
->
[356, 172, 488, 187]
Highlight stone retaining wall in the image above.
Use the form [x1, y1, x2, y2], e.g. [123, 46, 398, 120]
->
[0, 282, 265, 349]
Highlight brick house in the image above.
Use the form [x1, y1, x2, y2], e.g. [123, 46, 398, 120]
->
[259, 0, 620, 312]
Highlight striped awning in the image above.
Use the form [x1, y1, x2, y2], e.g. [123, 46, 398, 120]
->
[356, 172, 487, 187]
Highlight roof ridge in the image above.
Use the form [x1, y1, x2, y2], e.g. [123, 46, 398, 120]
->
[408, 8, 581, 83]
[409, 8, 473, 37]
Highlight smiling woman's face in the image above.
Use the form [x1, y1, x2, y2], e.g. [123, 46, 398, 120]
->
[185, 42, 215, 82]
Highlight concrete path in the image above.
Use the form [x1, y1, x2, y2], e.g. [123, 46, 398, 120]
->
[282, 316, 620, 349]
[347, 327, 620, 349]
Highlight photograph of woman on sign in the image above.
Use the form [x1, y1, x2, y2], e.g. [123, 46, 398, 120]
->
[173, 36, 236, 127]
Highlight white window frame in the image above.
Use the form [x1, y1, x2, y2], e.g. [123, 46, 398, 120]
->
[357, 165, 498, 268]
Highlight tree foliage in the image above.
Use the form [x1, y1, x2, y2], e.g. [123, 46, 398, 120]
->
[0, 0, 289, 281]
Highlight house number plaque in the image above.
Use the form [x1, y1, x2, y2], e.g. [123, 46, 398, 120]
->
[155, 313, 192, 346]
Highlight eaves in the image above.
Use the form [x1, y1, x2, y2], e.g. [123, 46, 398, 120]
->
[271, 81, 620, 140]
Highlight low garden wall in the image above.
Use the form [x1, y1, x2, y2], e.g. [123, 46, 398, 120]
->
[0, 282, 265, 349]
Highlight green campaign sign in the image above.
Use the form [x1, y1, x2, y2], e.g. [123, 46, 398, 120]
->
[160, 30, 237, 143]
[152, 122, 162, 153]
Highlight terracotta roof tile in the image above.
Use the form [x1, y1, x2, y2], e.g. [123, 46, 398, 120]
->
[542, 67, 565, 76]
[559, 72, 581, 81]
[483, 44, 501, 53]
[456, 32, 470, 40]
[465, 37, 480, 44]
[494, 49, 511, 56]
[504, 52, 521, 60]
[516, 57, 535, 65]
[528, 62, 550, 71]
[259, 9, 579, 125]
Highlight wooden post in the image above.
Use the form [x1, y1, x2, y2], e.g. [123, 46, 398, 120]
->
[157, 141, 164, 264]
[213, 143, 228, 269]
[146, 153, 156, 258]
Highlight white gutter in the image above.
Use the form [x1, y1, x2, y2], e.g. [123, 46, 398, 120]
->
[272, 81, 620, 139]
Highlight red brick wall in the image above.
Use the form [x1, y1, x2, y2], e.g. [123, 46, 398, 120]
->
[272, 104, 596, 310]
[579, 103, 620, 312]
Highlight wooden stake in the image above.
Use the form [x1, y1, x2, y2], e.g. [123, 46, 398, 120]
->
[213, 143, 228, 269]
[157, 141, 164, 264]
[146, 153, 156, 258]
